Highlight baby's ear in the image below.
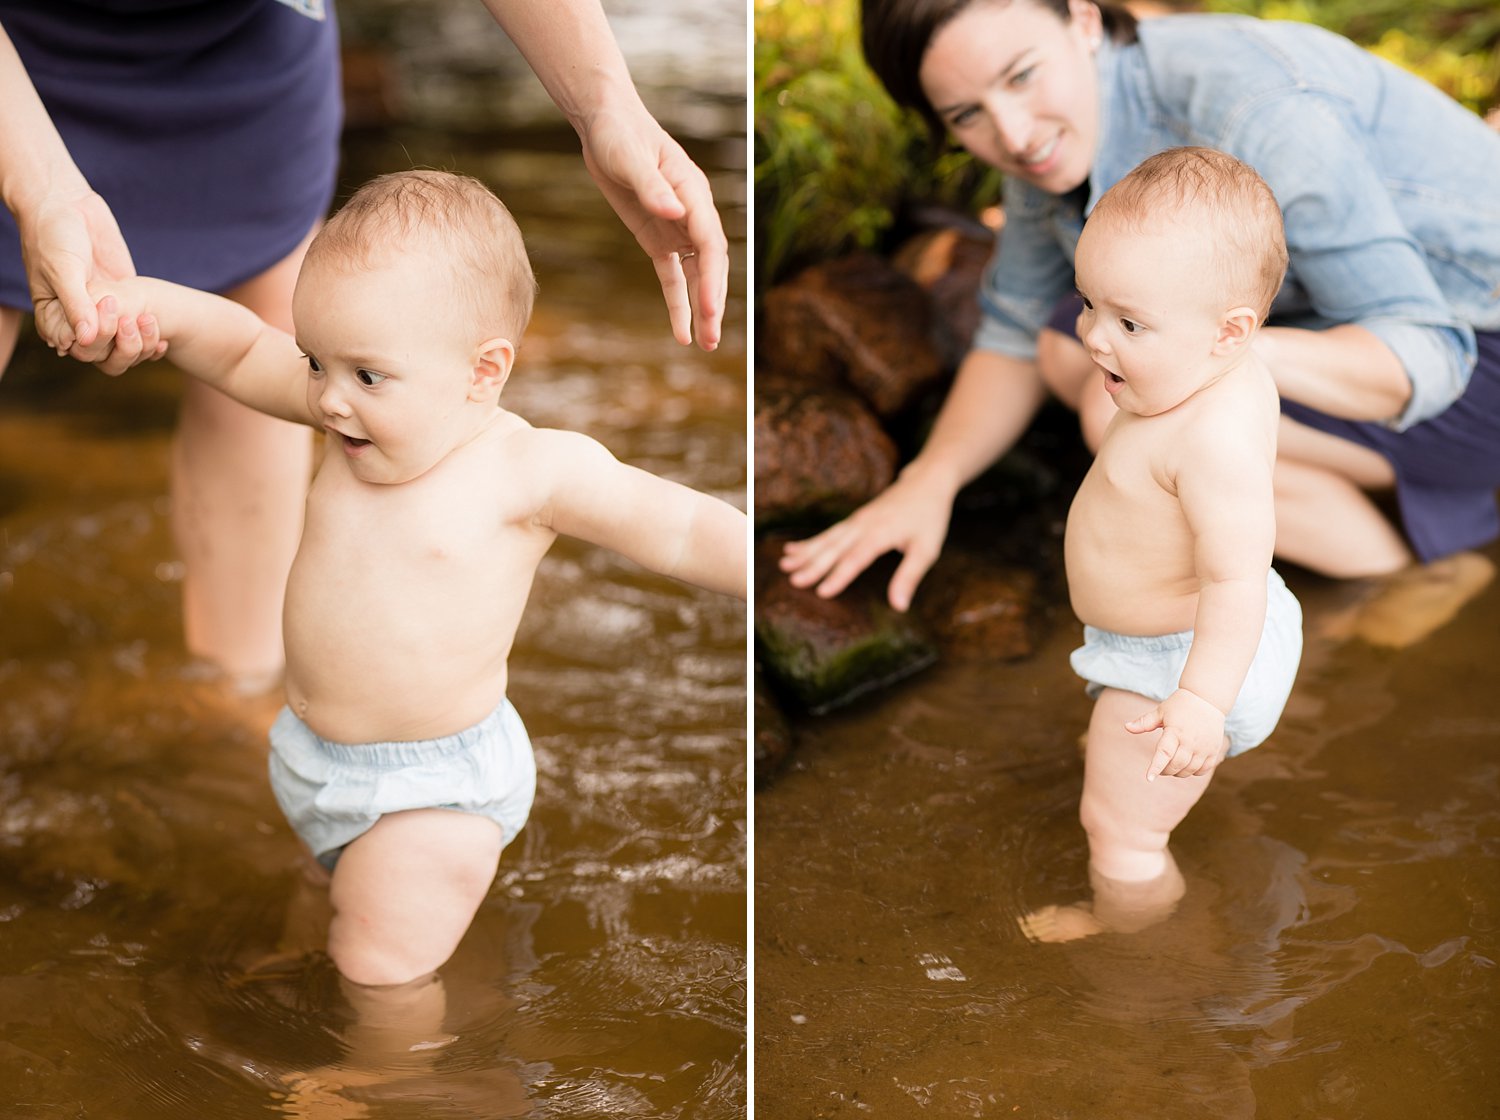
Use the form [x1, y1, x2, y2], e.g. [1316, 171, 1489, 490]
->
[1213, 306, 1260, 355]
[470, 337, 515, 402]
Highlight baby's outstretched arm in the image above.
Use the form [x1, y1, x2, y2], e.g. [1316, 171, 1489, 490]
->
[58, 276, 314, 425]
[529, 428, 746, 599]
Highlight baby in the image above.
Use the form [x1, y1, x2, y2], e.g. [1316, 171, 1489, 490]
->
[53, 170, 746, 987]
[1021, 147, 1303, 943]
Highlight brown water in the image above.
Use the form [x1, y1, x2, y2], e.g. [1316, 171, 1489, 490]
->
[0, 131, 747, 1115]
[755, 549, 1500, 1117]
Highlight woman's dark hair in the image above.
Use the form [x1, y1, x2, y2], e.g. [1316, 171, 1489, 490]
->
[861, 0, 1138, 143]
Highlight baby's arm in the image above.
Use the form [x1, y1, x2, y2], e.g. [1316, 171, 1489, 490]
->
[528, 428, 746, 599]
[64, 277, 315, 426]
[1132, 419, 1276, 781]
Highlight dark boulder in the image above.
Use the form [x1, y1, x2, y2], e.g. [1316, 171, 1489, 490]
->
[753, 373, 897, 529]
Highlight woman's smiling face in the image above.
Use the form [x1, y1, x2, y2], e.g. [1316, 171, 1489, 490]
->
[918, 0, 1103, 194]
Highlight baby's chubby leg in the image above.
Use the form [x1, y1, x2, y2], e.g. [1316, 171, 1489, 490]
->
[1022, 689, 1218, 944]
[1021, 689, 1214, 943]
[327, 809, 505, 988]
[1079, 687, 1217, 883]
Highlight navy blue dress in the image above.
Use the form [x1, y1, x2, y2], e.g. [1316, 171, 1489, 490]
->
[0, 0, 342, 309]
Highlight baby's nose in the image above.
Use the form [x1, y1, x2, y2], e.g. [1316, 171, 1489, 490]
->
[318, 383, 352, 417]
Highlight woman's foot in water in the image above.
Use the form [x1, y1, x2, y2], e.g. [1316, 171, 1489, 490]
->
[1353, 550, 1495, 649]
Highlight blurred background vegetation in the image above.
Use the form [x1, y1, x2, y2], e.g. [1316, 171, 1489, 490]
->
[754, 0, 1500, 287]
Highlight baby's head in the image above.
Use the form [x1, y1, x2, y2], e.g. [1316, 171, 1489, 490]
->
[1085, 146, 1286, 320]
[291, 171, 539, 484]
[302, 169, 537, 346]
[1073, 147, 1286, 415]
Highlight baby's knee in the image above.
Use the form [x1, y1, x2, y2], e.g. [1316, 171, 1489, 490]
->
[330, 931, 451, 989]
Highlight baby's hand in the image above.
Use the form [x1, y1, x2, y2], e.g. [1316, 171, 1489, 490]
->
[40, 282, 166, 375]
[1128, 688, 1228, 781]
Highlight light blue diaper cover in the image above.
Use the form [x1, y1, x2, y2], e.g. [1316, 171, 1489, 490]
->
[1069, 569, 1303, 756]
[268, 698, 536, 870]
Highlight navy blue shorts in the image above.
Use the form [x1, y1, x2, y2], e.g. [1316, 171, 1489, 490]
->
[1043, 293, 1500, 562]
[0, 0, 342, 308]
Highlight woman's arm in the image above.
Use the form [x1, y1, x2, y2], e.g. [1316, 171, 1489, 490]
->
[781, 178, 1073, 609]
[779, 347, 1049, 610]
[478, 0, 727, 352]
[0, 21, 147, 358]
[1254, 323, 1411, 422]
[1227, 93, 1475, 429]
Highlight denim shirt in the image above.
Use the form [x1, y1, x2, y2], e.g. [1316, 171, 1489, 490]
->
[974, 14, 1500, 430]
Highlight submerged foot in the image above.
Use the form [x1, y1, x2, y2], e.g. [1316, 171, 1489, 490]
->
[275, 1070, 373, 1120]
[1354, 551, 1495, 649]
[1018, 902, 1109, 943]
[1020, 855, 1188, 944]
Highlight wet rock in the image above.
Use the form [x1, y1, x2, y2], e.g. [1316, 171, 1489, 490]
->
[754, 373, 897, 529]
[760, 254, 947, 418]
[755, 538, 938, 713]
[892, 225, 995, 371]
[754, 670, 794, 787]
[916, 550, 1041, 661]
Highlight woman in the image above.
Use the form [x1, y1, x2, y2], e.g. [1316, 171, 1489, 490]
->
[781, 0, 1500, 643]
[0, 0, 728, 689]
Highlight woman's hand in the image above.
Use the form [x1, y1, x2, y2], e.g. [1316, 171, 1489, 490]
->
[577, 102, 728, 352]
[19, 185, 137, 359]
[778, 465, 958, 611]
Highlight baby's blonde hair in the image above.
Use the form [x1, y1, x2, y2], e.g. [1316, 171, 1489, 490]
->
[1089, 147, 1288, 319]
[307, 169, 538, 343]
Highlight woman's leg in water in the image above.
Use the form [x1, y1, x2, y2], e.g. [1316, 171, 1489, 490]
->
[172, 225, 319, 689]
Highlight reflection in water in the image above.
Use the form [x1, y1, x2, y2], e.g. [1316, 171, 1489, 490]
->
[755, 552, 1500, 1118]
[0, 116, 745, 1120]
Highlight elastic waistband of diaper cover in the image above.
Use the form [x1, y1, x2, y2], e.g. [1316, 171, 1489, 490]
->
[293, 697, 519, 766]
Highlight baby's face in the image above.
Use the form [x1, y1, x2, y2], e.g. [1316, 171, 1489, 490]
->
[1073, 219, 1237, 417]
[292, 254, 491, 484]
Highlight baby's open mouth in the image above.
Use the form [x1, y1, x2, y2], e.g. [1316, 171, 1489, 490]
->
[343, 435, 371, 448]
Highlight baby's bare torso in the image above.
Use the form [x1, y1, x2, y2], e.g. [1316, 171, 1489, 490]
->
[283, 416, 552, 743]
[1064, 364, 1278, 636]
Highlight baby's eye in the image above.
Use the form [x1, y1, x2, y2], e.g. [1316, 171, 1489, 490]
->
[1119, 318, 1140, 334]
[355, 368, 387, 387]
[303, 353, 323, 375]
[1078, 295, 1094, 310]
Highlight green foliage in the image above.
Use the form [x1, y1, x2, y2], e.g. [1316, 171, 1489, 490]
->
[1204, 0, 1500, 113]
[754, 0, 1001, 286]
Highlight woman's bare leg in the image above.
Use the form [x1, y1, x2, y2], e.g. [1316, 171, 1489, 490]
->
[0, 304, 22, 374]
[1272, 417, 1409, 578]
[172, 227, 318, 687]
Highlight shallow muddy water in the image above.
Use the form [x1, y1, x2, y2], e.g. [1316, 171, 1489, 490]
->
[756, 546, 1500, 1117]
[0, 103, 746, 1120]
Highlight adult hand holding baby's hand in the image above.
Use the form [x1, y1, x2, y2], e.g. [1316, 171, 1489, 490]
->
[1130, 688, 1228, 781]
[37, 286, 166, 375]
[18, 186, 134, 354]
